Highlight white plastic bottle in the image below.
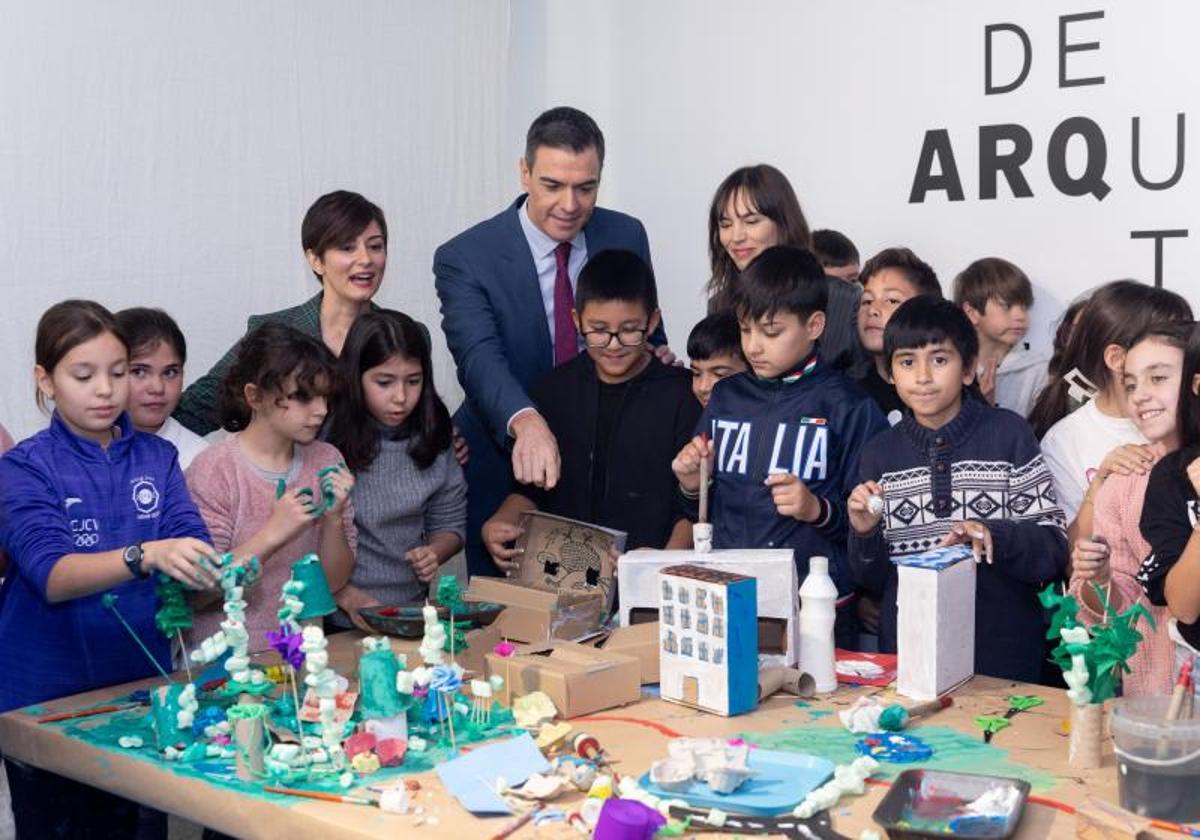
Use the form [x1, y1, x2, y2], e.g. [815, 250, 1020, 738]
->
[798, 555, 838, 693]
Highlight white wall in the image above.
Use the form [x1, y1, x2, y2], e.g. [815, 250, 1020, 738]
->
[0, 1, 511, 439]
[5, 1, 1200, 440]
[511, 0, 1199, 356]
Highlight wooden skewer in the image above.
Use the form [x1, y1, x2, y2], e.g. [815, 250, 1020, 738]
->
[698, 441, 710, 524]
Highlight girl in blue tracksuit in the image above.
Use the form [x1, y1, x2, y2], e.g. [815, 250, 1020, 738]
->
[0, 299, 216, 837]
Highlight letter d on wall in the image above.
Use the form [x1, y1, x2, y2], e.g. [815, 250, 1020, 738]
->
[985, 23, 1031, 95]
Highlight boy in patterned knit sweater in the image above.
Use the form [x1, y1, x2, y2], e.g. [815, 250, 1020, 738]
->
[847, 297, 1067, 682]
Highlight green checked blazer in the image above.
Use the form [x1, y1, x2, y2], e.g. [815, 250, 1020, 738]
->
[174, 293, 429, 436]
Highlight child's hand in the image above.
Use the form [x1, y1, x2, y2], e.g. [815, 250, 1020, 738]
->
[847, 480, 885, 534]
[940, 520, 993, 564]
[142, 538, 221, 590]
[267, 489, 317, 545]
[319, 464, 355, 518]
[1072, 537, 1112, 585]
[764, 472, 821, 521]
[1187, 455, 1200, 497]
[405, 545, 441, 584]
[1096, 443, 1156, 480]
[482, 520, 524, 575]
[672, 434, 713, 492]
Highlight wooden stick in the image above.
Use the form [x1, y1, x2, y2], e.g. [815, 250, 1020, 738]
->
[177, 628, 193, 683]
[290, 666, 308, 763]
[264, 786, 374, 806]
[489, 809, 535, 840]
[698, 450, 709, 524]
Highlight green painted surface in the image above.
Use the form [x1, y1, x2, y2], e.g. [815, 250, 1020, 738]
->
[736, 724, 1058, 791]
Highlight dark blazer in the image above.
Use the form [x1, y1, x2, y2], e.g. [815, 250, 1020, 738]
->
[433, 196, 658, 574]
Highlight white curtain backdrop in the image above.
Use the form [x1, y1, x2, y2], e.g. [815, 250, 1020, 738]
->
[0, 1, 512, 439]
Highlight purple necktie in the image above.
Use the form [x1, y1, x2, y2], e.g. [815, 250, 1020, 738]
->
[553, 241, 578, 365]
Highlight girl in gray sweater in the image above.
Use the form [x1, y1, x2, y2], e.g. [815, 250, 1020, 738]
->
[326, 310, 466, 629]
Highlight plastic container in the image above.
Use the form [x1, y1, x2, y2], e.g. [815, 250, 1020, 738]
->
[798, 556, 838, 693]
[872, 769, 1029, 839]
[1111, 695, 1200, 822]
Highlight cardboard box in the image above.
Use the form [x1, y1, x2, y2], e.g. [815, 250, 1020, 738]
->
[456, 621, 503, 676]
[515, 511, 624, 615]
[591, 622, 660, 684]
[617, 549, 799, 666]
[895, 545, 976, 701]
[465, 576, 602, 644]
[484, 642, 641, 718]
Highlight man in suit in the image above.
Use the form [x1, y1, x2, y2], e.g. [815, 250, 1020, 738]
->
[435, 107, 667, 576]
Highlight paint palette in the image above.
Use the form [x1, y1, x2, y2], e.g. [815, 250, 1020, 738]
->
[872, 769, 1030, 839]
[638, 749, 834, 816]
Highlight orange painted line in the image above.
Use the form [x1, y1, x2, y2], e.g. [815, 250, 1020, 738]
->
[572, 715, 683, 738]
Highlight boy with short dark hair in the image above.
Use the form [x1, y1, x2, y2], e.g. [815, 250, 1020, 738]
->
[847, 296, 1067, 682]
[687, 311, 748, 408]
[483, 250, 699, 562]
[114, 307, 209, 469]
[674, 246, 887, 619]
[812, 229, 860, 284]
[953, 257, 1048, 417]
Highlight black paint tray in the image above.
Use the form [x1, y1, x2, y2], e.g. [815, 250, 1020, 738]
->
[872, 769, 1030, 839]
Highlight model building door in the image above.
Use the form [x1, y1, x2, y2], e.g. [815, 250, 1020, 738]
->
[682, 676, 699, 706]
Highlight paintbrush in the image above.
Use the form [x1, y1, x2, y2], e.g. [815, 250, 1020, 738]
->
[1151, 819, 1200, 838]
[264, 786, 375, 806]
[38, 702, 145, 724]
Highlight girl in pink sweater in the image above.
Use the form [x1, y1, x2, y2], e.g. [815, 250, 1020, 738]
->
[185, 323, 356, 646]
[1069, 322, 1192, 696]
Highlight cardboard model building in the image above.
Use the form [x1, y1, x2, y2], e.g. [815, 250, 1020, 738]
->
[894, 545, 976, 701]
[515, 511, 626, 614]
[658, 565, 758, 717]
[617, 549, 798, 666]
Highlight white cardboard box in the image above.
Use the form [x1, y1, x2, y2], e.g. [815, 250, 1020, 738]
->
[617, 549, 799, 667]
[895, 546, 976, 701]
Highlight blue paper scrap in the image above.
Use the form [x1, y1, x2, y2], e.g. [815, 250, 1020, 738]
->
[434, 733, 551, 814]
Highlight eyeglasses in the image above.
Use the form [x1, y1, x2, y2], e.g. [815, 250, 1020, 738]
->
[580, 327, 649, 348]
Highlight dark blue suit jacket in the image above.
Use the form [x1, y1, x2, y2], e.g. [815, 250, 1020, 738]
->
[434, 195, 657, 574]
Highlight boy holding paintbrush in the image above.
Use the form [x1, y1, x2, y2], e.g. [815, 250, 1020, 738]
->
[673, 246, 886, 645]
[483, 250, 699, 570]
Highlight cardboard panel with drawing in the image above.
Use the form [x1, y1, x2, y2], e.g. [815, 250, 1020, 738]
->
[514, 511, 625, 614]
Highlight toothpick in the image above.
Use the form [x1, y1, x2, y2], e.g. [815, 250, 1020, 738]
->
[290, 665, 308, 763]
[176, 628, 193, 683]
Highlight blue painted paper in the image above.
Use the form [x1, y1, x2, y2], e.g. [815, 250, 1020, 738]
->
[434, 733, 551, 814]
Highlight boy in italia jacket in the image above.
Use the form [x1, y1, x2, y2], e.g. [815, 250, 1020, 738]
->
[675, 246, 887, 597]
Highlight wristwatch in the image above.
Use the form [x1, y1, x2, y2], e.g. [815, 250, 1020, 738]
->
[122, 543, 149, 579]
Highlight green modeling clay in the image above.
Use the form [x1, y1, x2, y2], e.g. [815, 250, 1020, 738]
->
[974, 715, 1011, 736]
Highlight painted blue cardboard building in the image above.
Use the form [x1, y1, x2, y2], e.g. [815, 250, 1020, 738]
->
[658, 564, 758, 717]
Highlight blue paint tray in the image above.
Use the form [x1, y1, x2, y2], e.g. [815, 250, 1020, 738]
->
[638, 749, 834, 816]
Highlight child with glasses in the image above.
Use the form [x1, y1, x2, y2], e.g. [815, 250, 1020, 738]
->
[483, 250, 700, 566]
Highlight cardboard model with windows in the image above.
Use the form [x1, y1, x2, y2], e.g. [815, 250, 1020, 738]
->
[617, 548, 798, 666]
[658, 565, 758, 717]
